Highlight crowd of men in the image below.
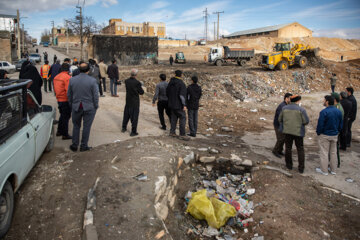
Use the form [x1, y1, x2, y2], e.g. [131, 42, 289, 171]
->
[272, 86, 357, 175]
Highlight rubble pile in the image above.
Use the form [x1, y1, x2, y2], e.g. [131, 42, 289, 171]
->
[184, 158, 261, 239]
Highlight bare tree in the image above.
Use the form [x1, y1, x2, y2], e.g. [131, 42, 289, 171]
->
[65, 16, 102, 41]
[41, 29, 50, 42]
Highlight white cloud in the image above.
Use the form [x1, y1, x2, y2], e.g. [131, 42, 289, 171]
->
[313, 28, 360, 39]
[0, 0, 117, 13]
[150, 1, 169, 10]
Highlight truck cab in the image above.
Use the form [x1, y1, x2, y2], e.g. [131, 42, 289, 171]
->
[209, 47, 223, 63]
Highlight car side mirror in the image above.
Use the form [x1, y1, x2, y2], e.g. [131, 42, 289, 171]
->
[41, 105, 53, 112]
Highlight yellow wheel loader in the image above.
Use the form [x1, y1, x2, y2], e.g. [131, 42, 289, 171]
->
[261, 42, 319, 70]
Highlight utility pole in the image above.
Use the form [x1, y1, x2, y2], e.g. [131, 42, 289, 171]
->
[76, 5, 83, 60]
[203, 8, 209, 42]
[213, 11, 224, 40]
[213, 22, 216, 41]
[22, 23, 25, 53]
[16, 9, 20, 59]
[51, 20, 54, 45]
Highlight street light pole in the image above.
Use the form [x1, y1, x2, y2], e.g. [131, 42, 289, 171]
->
[16, 9, 21, 59]
[22, 23, 25, 53]
[66, 21, 69, 55]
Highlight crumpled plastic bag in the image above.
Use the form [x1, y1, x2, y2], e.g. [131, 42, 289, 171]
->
[186, 189, 236, 229]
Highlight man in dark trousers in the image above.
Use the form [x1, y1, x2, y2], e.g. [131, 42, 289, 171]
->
[49, 60, 61, 93]
[187, 76, 202, 137]
[346, 87, 357, 147]
[152, 73, 171, 130]
[278, 95, 309, 173]
[169, 55, 174, 66]
[67, 62, 99, 152]
[107, 59, 119, 97]
[166, 70, 189, 141]
[339, 91, 352, 150]
[330, 73, 337, 93]
[122, 69, 144, 136]
[272, 92, 292, 158]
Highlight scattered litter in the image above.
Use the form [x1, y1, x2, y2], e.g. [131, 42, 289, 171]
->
[250, 109, 258, 112]
[114, 139, 121, 143]
[133, 172, 148, 181]
[251, 236, 264, 240]
[198, 148, 208, 152]
[221, 127, 233, 132]
[111, 166, 120, 171]
[345, 178, 354, 183]
[111, 155, 118, 164]
[259, 117, 266, 121]
[155, 230, 165, 239]
[203, 226, 220, 237]
[246, 189, 255, 195]
[184, 152, 195, 164]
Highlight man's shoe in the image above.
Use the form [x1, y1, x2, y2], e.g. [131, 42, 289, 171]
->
[100, 95, 105, 97]
[69, 144, 78, 152]
[80, 146, 92, 152]
[56, 132, 62, 137]
[187, 133, 196, 137]
[286, 165, 292, 170]
[179, 135, 190, 141]
[114, 95, 119, 97]
[159, 126, 166, 130]
[299, 169, 304, 174]
[130, 132, 139, 137]
[328, 167, 336, 175]
[316, 167, 328, 176]
[272, 151, 282, 158]
[169, 133, 177, 137]
[279, 151, 285, 156]
[62, 135, 72, 140]
[121, 129, 126, 133]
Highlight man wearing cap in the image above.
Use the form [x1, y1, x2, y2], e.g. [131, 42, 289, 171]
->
[346, 87, 357, 147]
[121, 69, 144, 136]
[166, 70, 189, 141]
[339, 91, 352, 150]
[272, 92, 292, 158]
[278, 95, 309, 173]
[315, 95, 343, 175]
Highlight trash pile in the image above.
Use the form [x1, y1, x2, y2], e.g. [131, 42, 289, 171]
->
[184, 169, 259, 239]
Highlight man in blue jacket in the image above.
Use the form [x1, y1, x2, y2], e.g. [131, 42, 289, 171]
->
[316, 95, 343, 175]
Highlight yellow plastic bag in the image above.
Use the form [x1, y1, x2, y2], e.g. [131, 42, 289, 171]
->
[186, 189, 236, 229]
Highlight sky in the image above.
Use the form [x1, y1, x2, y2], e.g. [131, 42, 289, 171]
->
[0, 0, 360, 42]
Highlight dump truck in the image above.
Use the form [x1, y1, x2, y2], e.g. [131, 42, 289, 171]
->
[261, 42, 319, 70]
[208, 46, 255, 66]
[175, 52, 186, 63]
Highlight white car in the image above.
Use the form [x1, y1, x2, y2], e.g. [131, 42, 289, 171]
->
[0, 61, 16, 74]
[0, 79, 56, 238]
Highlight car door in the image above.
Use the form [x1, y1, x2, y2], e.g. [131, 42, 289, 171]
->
[27, 92, 51, 161]
[2, 62, 10, 72]
[0, 94, 36, 189]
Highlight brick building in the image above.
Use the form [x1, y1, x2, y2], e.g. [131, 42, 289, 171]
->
[0, 14, 17, 62]
[224, 22, 312, 39]
[102, 19, 165, 38]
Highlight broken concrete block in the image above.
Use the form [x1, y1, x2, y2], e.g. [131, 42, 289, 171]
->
[155, 176, 167, 203]
[83, 210, 93, 228]
[83, 224, 98, 240]
[154, 199, 168, 221]
[184, 152, 195, 164]
[199, 156, 216, 163]
[221, 127, 233, 132]
[231, 154, 242, 161]
[210, 149, 219, 154]
[198, 148, 208, 152]
[216, 157, 230, 163]
[169, 195, 176, 209]
[241, 159, 253, 167]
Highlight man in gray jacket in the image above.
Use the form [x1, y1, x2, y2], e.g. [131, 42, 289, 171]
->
[152, 74, 171, 130]
[67, 62, 99, 152]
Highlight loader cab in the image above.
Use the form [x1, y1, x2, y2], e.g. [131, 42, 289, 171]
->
[274, 42, 291, 52]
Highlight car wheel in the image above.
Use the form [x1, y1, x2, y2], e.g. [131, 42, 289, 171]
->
[0, 181, 14, 239]
[45, 125, 55, 152]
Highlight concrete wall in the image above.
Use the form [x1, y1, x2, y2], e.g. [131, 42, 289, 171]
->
[278, 23, 312, 38]
[89, 35, 158, 65]
[57, 35, 87, 47]
[0, 31, 12, 62]
[159, 39, 189, 47]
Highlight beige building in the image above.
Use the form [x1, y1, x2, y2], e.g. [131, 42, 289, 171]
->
[102, 19, 166, 38]
[225, 22, 312, 39]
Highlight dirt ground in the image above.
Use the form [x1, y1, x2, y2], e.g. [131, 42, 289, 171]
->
[4, 46, 360, 240]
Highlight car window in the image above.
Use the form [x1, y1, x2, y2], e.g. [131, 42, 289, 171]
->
[0, 63, 2, 67]
[27, 93, 40, 119]
[3, 62, 9, 66]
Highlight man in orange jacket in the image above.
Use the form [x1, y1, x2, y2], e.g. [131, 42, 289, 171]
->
[40, 60, 51, 92]
[53, 63, 72, 139]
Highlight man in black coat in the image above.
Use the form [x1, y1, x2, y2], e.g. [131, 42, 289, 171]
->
[272, 93, 292, 157]
[346, 87, 357, 147]
[339, 92, 352, 150]
[166, 70, 189, 140]
[169, 55, 174, 66]
[186, 76, 202, 137]
[122, 69, 144, 136]
[107, 59, 119, 97]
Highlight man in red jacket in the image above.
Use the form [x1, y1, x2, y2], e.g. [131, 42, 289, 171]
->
[53, 63, 72, 139]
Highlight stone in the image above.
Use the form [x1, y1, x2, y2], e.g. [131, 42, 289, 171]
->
[231, 154, 242, 161]
[184, 152, 195, 164]
[169, 195, 176, 208]
[198, 148, 208, 152]
[210, 149, 219, 154]
[241, 159, 253, 167]
[206, 165, 213, 171]
[221, 127, 233, 132]
[155, 176, 167, 203]
[155, 230, 165, 239]
[177, 157, 183, 169]
[216, 157, 230, 163]
[154, 199, 168, 221]
[199, 156, 216, 163]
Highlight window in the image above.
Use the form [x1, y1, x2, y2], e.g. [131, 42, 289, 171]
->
[212, 49, 218, 54]
[118, 27, 120, 31]
[251, 33, 256, 36]
[265, 32, 270, 35]
[258, 32, 263, 36]
[136, 27, 139, 33]
[132, 27, 135, 32]
[0, 63, 2, 67]
[3, 62, 9, 66]
[246, 34, 251, 37]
